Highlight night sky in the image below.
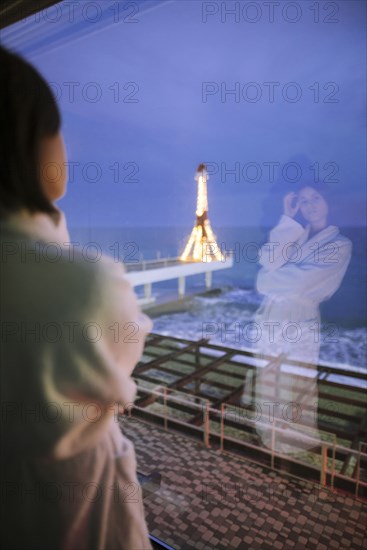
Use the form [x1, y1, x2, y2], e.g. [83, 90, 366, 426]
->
[2, 0, 366, 228]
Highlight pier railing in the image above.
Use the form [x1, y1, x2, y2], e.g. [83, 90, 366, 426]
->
[124, 257, 184, 272]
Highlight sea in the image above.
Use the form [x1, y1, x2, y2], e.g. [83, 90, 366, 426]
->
[69, 225, 367, 373]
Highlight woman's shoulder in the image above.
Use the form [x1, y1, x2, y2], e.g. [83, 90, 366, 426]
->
[325, 228, 353, 263]
[331, 228, 352, 250]
[0, 229, 125, 314]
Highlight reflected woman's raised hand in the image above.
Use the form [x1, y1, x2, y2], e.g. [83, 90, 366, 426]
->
[283, 191, 299, 218]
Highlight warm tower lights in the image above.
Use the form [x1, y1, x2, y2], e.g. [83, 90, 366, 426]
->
[180, 164, 224, 262]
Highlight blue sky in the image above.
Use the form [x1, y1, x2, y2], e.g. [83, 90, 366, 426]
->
[1, 0, 366, 227]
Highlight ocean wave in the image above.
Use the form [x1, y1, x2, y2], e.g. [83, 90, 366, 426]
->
[152, 288, 367, 372]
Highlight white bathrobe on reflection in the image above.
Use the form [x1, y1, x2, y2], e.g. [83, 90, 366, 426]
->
[1, 208, 153, 550]
[242, 214, 352, 454]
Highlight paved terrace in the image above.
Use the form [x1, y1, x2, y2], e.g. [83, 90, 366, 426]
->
[122, 419, 367, 550]
[117, 332, 367, 548]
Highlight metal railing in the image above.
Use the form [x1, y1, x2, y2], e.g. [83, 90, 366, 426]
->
[127, 382, 367, 501]
[124, 257, 184, 272]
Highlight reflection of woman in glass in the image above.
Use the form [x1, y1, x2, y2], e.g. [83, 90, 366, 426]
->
[243, 183, 352, 455]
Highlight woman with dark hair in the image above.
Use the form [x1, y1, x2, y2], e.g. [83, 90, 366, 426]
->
[242, 183, 352, 455]
[0, 46, 153, 549]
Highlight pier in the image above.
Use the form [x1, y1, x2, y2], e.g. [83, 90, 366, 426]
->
[124, 256, 234, 306]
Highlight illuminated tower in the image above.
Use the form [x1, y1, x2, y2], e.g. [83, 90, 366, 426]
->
[180, 163, 224, 262]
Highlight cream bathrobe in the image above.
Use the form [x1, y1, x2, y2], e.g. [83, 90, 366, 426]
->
[243, 214, 352, 454]
[0, 208, 153, 549]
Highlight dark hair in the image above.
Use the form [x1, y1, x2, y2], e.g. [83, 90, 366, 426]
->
[294, 181, 331, 202]
[293, 182, 334, 226]
[0, 45, 61, 219]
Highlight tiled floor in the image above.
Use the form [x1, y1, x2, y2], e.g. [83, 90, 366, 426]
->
[121, 419, 367, 550]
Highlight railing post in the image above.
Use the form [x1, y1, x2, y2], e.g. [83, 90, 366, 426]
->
[331, 439, 336, 492]
[164, 387, 168, 430]
[220, 403, 225, 452]
[355, 442, 365, 498]
[320, 444, 327, 486]
[203, 400, 210, 448]
[271, 421, 275, 470]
